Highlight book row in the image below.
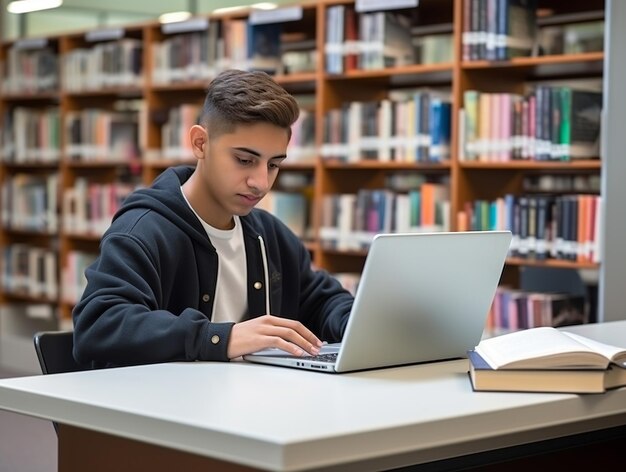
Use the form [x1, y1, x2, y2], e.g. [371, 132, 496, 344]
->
[0, 100, 315, 165]
[1, 173, 58, 233]
[325, 5, 418, 74]
[459, 193, 601, 263]
[321, 90, 452, 163]
[0, 107, 61, 163]
[2, 244, 122, 306]
[522, 174, 601, 193]
[319, 184, 450, 251]
[487, 287, 587, 333]
[63, 180, 137, 237]
[461, 86, 603, 162]
[62, 38, 143, 92]
[65, 106, 142, 163]
[462, 0, 537, 61]
[61, 250, 98, 305]
[2, 16, 311, 94]
[462, 0, 604, 62]
[1, 45, 57, 94]
[1, 244, 58, 300]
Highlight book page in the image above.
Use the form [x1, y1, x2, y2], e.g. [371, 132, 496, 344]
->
[564, 332, 626, 367]
[475, 326, 609, 370]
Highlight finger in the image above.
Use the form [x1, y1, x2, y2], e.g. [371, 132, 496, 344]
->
[265, 316, 323, 348]
[264, 325, 321, 356]
[272, 338, 307, 357]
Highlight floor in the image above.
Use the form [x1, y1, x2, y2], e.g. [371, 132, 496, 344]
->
[0, 366, 57, 472]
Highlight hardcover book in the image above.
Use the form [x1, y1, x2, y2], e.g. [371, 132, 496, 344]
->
[468, 349, 626, 394]
[468, 327, 626, 394]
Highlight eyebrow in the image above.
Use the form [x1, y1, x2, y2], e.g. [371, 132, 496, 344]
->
[233, 147, 287, 160]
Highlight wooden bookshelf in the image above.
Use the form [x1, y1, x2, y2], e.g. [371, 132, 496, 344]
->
[0, 0, 620, 369]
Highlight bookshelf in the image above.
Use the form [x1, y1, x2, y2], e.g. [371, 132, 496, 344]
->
[0, 0, 623, 372]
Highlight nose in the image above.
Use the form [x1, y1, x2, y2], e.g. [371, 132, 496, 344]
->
[247, 165, 271, 194]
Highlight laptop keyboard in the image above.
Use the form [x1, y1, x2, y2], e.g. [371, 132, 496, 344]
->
[275, 352, 338, 363]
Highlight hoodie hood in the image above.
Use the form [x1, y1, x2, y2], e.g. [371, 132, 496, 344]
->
[112, 165, 211, 247]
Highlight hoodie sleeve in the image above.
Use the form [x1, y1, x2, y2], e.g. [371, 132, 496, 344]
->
[72, 232, 233, 367]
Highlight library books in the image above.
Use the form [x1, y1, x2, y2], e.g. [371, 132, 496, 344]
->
[468, 327, 626, 394]
[461, 86, 602, 162]
[458, 193, 601, 264]
[539, 20, 604, 56]
[463, 0, 538, 61]
[321, 91, 452, 163]
[63, 38, 143, 92]
[2, 44, 58, 95]
[487, 289, 587, 332]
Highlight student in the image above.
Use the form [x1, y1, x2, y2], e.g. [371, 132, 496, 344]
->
[73, 69, 353, 368]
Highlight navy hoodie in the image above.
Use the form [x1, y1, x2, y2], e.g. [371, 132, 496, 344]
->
[73, 166, 353, 368]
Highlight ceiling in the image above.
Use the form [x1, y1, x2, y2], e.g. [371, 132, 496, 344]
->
[2, 0, 297, 39]
[9, 0, 292, 17]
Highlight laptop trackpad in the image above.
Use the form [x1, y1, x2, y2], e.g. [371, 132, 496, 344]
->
[249, 343, 341, 357]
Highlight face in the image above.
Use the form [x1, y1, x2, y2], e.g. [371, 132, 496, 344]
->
[186, 122, 289, 230]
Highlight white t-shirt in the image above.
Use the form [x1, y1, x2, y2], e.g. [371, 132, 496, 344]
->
[181, 187, 247, 323]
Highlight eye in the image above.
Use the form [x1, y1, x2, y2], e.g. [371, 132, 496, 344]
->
[235, 156, 253, 166]
[269, 158, 285, 169]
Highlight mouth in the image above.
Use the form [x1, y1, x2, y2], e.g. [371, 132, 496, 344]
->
[238, 194, 262, 206]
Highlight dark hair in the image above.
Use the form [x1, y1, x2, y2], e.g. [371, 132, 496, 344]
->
[200, 69, 300, 140]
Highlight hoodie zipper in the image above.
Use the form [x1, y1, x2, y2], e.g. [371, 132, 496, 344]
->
[257, 235, 271, 316]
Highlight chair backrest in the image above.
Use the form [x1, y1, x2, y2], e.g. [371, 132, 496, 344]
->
[33, 331, 86, 436]
[33, 331, 84, 375]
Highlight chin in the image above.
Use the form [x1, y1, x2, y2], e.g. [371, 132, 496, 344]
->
[234, 207, 255, 216]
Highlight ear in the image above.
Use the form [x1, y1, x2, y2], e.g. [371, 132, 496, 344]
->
[189, 125, 208, 160]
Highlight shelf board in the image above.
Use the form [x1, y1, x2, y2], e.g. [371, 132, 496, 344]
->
[65, 160, 140, 169]
[273, 72, 318, 84]
[281, 161, 316, 171]
[327, 62, 454, 79]
[149, 81, 210, 92]
[326, 63, 454, 86]
[1, 290, 58, 304]
[2, 228, 56, 237]
[62, 86, 144, 98]
[143, 158, 196, 169]
[63, 232, 102, 242]
[459, 160, 602, 170]
[319, 247, 368, 257]
[462, 52, 604, 78]
[462, 52, 604, 69]
[0, 91, 59, 102]
[2, 161, 60, 170]
[317, 250, 601, 270]
[506, 257, 600, 270]
[321, 160, 451, 171]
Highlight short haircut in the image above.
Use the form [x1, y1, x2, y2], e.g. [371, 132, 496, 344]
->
[199, 69, 300, 140]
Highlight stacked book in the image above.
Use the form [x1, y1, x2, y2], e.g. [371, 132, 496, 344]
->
[468, 327, 626, 394]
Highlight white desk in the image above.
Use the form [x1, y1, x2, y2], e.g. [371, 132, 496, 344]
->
[1, 321, 626, 472]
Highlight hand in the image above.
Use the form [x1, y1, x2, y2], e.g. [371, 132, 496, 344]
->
[227, 315, 323, 359]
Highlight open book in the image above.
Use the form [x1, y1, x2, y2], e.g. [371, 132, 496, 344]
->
[474, 327, 626, 370]
[467, 327, 626, 394]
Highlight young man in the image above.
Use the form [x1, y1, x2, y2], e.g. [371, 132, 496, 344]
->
[72, 70, 353, 368]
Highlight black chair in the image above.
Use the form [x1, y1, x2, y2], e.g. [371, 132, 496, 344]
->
[33, 331, 85, 435]
[33, 331, 84, 375]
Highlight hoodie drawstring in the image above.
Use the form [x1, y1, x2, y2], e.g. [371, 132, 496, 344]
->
[257, 235, 271, 316]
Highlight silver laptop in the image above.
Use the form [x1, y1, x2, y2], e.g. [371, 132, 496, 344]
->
[244, 231, 512, 373]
